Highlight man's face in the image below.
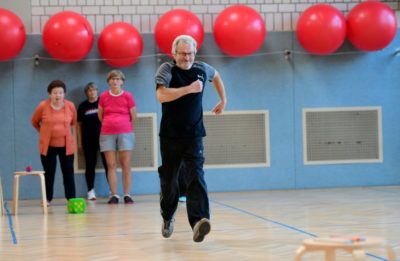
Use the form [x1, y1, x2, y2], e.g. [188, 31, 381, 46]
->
[173, 42, 196, 70]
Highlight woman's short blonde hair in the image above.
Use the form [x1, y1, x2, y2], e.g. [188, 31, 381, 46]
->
[107, 70, 125, 82]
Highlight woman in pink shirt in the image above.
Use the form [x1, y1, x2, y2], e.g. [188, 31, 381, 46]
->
[98, 70, 137, 204]
[32, 80, 77, 206]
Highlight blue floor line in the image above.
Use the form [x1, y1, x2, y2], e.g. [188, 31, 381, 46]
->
[4, 202, 18, 245]
[366, 253, 388, 261]
[212, 199, 317, 237]
[211, 199, 389, 261]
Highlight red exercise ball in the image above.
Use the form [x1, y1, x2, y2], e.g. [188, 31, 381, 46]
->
[98, 22, 143, 67]
[42, 11, 94, 62]
[0, 8, 26, 61]
[213, 5, 266, 57]
[296, 4, 346, 55]
[154, 9, 204, 56]
[347, 1, 397, 51]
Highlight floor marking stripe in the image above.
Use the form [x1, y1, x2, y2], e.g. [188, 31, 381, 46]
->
[211, 199, 388, 261]
[4, 202, 18, 244]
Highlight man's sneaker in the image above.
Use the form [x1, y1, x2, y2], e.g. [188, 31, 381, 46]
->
[193, 218, 211, 243]
[179, 196, 187, 203]
[107, 195, 119, 204]
[87, 189, 96, 200]
[124, 195, 134, 204]
[162, 219, 175, 238]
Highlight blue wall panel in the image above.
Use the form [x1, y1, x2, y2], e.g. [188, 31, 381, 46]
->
[1, 31, 399, 200]
[293, 36, 400, 188]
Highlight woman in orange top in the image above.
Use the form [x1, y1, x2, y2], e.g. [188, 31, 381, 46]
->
[32, 80, 77, 206]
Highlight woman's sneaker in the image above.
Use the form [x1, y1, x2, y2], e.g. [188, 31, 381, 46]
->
[124, 195, 134, 204]
[87, 189, 96, 200]
[107, 195, 119, 204]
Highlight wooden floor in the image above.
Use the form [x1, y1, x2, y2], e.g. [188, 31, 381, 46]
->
[1, 187, 399, 261]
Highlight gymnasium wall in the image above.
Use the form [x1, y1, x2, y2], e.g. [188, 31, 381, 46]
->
[1, 0, 399, 34]
[0, 0, 399, 200]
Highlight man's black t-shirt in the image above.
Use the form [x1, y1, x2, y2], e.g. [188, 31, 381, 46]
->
[155, 61, 215, 138]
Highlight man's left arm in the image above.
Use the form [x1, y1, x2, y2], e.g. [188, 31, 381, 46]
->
[211, 71, 227, 115]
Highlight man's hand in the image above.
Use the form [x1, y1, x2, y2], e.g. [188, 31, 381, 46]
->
[188, 80, 203, 94]
[212, 100, 226, 115]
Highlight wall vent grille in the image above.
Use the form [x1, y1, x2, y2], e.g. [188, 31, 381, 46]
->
[203, 110, 270, 168]
[303, 107, 382, 165]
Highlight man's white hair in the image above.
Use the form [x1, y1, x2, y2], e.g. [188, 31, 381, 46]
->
[171, 35, 197, 55]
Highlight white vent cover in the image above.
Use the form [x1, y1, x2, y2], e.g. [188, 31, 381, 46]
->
[303, 107, 383, 165]
[203, 110, 270, 168]
[75, 113, 158, 172]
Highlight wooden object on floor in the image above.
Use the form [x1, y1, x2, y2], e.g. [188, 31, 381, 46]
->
[0, 176, 4, 215]
[13, 171, 47, 215]
[294, 236, 396, 261]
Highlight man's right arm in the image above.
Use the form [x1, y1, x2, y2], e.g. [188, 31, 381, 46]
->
[156, 80, 203, 103]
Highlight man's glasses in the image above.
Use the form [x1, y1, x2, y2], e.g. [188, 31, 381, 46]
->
[176, 52, 195, 57]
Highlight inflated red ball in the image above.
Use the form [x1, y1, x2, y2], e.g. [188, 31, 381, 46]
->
[296, 4, 346, 55]
[0, 8, 26, 61]
[98, 22, 143, 67]
[347, 1, 397, 51]
[213, 5, 266, 57]
[154, 9, 204, 56]
[42, 11, 94, 62]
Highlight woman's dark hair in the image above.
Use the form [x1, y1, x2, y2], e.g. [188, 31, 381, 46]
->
[84, 82, 98, 96]
[47, 80, 66, 94]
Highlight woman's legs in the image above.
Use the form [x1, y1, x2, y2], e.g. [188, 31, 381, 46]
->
[119, 150, 132, 195]
[83, 141, 98, 191]
[100, 151, 108, 177]
[100, 133, 133, 202]
[104, 151, 118, 195]
[58, 149, 76, 200]
[40, 147, 58, 202]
